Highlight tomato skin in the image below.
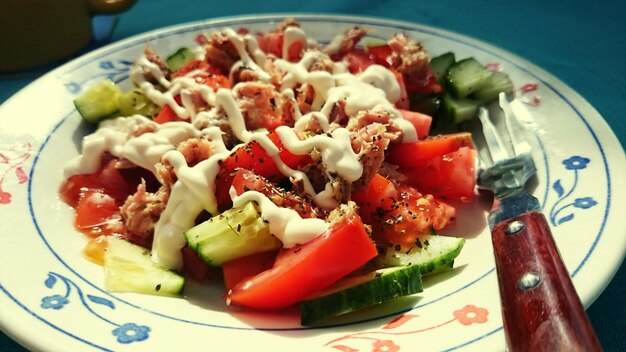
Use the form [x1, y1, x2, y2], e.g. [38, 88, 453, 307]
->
[222, 251, 277, 290]
[225, 211, 377, 310]
[387, 132, 474, 167]
[400, 146, 478, 199]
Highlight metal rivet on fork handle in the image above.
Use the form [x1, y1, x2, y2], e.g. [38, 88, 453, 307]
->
[505, 220, 524, 235]
[518, 272, 541, 291]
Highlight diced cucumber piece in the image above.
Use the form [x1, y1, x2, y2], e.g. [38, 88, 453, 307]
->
[166, 47, 195, 71]
[381, 233, 465, 275]
[184, 201, 282, 266]
[73, 79, 122, 124]
[429, 52, 456, 84]
[104, 237, 185, 296]
[363, 37, 388, 48]
[300, 264, 423, 325]
[446, 58, 493, 98]
[471, 71, 515, 103]
[118, 88, 160, 118]
[442, 93, 479, 124]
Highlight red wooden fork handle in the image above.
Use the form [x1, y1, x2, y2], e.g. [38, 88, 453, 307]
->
[491, 212, 602, 352]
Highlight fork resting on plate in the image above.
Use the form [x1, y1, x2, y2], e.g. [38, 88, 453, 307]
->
[475, 93, 602, 352]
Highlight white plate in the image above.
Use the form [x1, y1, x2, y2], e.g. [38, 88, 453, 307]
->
[1, 14, 625, 352]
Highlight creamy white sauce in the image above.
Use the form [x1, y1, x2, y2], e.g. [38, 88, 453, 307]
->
[67, 25, 420, 270]
[231, 190, 329, 248]
[282, 26, 307, 60]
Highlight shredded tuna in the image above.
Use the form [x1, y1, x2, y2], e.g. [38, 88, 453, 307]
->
[203, 44, 236, 74]
[176, 137, 214, 167]
[120, 181, 168, 247]
[378, 162, 408, 183]
[236, 82, 296, 131]
[350, 123, 397, 190]
[143, 48, 172, 82]
[325, 27, 370, 59]
[387, 33, 430, 78]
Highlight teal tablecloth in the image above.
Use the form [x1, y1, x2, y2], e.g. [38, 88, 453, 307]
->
[1, 1, 624, 350]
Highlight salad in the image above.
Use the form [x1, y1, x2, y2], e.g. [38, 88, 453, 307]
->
[59, 19, 513, 325]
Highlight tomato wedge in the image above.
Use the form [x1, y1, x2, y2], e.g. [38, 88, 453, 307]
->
[215, 131, 312, 209]
[155, 60, 230, 124]
[398, 109, 432, 140]
[344, 48, 375, 73]
[75, 190, 124, 238]
[154, 103, 184, 124]
[400, 146, 478, 199]
[230, 169, 322, 219]
[222, 251, 278, 290]
[386, 132, 474, 167]
[225, 209, 377, 310]
[59, 158, 143, 207]
[256, 31, 305, 62]
[352, 174, 456, 247]
[181, 245, 218, 283]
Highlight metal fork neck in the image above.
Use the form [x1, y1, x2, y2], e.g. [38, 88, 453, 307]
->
[488, 189, 541, 229]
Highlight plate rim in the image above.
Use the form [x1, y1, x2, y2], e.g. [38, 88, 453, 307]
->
[1, 13, 625, 352]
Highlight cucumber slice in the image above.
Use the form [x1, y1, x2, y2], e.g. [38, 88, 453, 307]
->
[104, 237, 185, 296]
[471, 71, 515, 103]
[446, 58, 493, 98]
[73, 79, 122, 124]
[184, 201, 282, 266]
[300, 264, 423, 325]
[381, 233, 465, 275]
[166, 47, 195, 71]
[429, 52, 456, 84]
[442, 93, 479, 124]
[118, 88, 160, 118]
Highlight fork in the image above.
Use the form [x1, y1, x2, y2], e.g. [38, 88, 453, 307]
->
[475, 93, 602, 352]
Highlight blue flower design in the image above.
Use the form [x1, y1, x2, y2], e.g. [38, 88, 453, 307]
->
[112, 323, 151, 344]
[573, 197, 597, 209]
[562, 156, 590, 170]
[549, 155, 598, 226]
[41, 272, 151, 345]
[64, 82, 81, 95]
[99, 61, 115, 70]
[41, 294, 69, 310]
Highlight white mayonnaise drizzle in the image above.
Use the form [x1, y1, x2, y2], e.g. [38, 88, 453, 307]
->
[66, 25, 419, 270]
[231, 190, 329, 248]
[63, 115, 202, 177]
[282, 26, 307, 60]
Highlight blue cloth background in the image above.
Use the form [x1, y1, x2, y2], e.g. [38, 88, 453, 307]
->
[1, 1, 624, 350]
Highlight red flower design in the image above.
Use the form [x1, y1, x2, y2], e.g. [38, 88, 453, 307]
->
[453, 304, 489, 326]
[372, 339, 400, 352]
[0, 190, 10, 204]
